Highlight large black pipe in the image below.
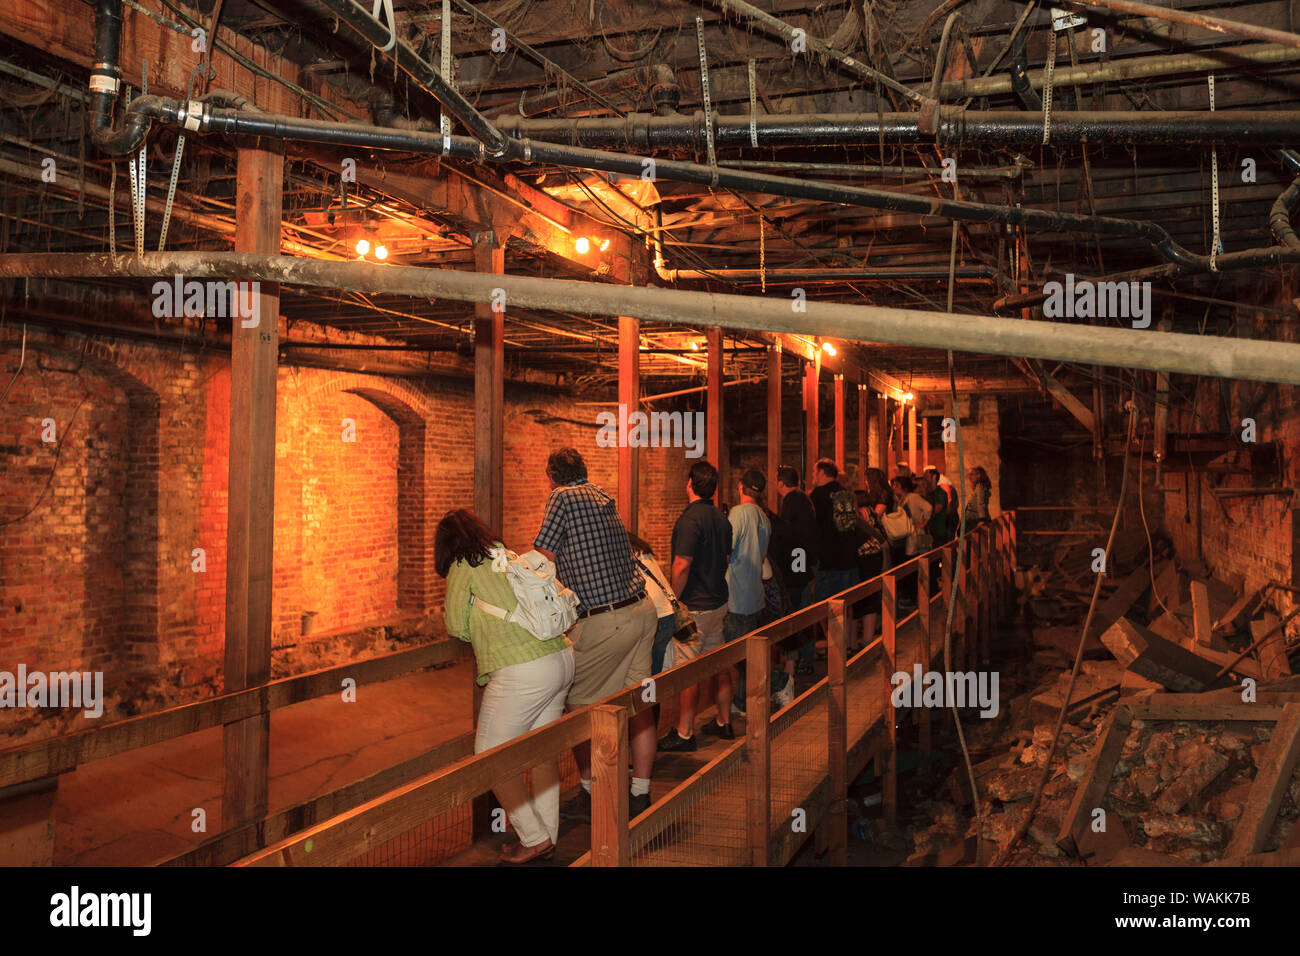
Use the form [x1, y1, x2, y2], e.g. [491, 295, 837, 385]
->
[92, 96, 1300, 275]
[88, 0, 129, 151]
[492, 109, 1300, 150]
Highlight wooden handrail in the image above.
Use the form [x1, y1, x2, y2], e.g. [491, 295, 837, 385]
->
[0, 638, 470, 789]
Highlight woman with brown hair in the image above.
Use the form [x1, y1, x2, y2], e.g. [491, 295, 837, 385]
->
[437, 508, 575, 864]
[965, 466, 992, 528]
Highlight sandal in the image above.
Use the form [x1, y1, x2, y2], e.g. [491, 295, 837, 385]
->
[499, 839, 556, 864]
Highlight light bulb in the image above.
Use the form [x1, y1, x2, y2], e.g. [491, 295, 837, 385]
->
[355, 238, 370, 256]
[822, 342, 837, 356]
[375, 245, 388, 260]
[575, 236, 590, 254]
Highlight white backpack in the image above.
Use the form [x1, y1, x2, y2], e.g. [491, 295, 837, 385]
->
[472, 547, 579, 641]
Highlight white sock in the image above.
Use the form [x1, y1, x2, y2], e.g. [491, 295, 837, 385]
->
[631, 777, 651, 796]
[581, 778, 591, 793]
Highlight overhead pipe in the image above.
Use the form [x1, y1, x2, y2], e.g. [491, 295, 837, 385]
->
[91, 97, 1300, 275]
[6, 251, 1300, 387]
[514, 65, 678, 117]
[492, 109, 1300, 149]
[654, 266, 997, 283]
[1061, 0, 1300, 50]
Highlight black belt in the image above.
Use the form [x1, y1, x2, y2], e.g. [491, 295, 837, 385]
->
[578, 590, 646, 620]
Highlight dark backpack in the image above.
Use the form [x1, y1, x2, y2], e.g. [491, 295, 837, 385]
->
[830, 488, 857, 533]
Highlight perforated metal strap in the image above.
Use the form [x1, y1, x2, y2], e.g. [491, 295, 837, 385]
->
[440, 0, 452, 154]
[159, 135, 185, 251]
[371, 0, 397, 52]
[748, 58, 758, 148]
[696, 17, 717, 183]
[1042, 31, 1057, 145]
[1209, 74, 1221, 272]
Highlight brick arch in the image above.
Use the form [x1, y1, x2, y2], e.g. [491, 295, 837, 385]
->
[345, 386, 431, 613]
[0, 335, 161, 678]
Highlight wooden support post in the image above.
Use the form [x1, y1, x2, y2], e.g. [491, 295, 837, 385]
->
[1225, 704, 1300, 859]
[222, 143, 281, 843]
[827, 598, 848, 866]
[881, 574, 898, 822]
[917, 556, 932, 762]
[892, 402, 904, 475]
[920, 413, 929, 472]
[707, 327, 725, 498]
[907, 402, 917, 474]
[834, 373, 846, 470]
[745, 634, 771, 866]
[471, 233, 505, 838]
[876, 394, 889, 471]
[473, 235, 505, 534]
[618, 316, 639, 534]
[941, 541, 961, 675]
[767, 345, 781, 512]
[590, 704, 630, 867]
[803, 353, 820, 480]
[856, 385, 868, 486]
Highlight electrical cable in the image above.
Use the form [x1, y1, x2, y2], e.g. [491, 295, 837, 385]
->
[0, 391, 89, 528]
[1137, 424, 1175, 619]
[0, 322, 26, 403]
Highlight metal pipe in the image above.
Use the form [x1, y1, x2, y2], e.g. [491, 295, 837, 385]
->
[492, 109, 1300, 149]
[663, 266, 996, 282]
[129, 101, 1300, 272]
[706, 0, 924, 104]
[6, 251, 1300, 387]
[1063, 0, 1300, 50]
[940, 42, 1300, 99]
[931, 13, 962, 102]
[315, 0, 511, 157]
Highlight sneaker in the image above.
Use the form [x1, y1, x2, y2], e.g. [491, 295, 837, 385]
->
[702, 718, 735, 740]
[658, 728, 698, 752]
[795, 662, 814, 677]
[629, 791, 651, 819]
[559, 789, 591, 823]
[731, 699, 747, 717]
[773, 674, 795, 709]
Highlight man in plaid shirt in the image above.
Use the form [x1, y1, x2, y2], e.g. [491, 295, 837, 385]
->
[534, 448, 659, 820]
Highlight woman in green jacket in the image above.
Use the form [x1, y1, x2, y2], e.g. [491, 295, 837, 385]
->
[437, 508, 575, 864]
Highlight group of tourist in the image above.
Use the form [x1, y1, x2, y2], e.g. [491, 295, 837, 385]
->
[435, 445, 993, 863]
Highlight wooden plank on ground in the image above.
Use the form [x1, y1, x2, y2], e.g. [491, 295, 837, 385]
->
[1056, 705, 1134, 856]
[1254, 613, 1294, 679]
[1090, 564, 1165, 639]
[1191, 580, 1214, 648]
[1128, 700, 1286, 723]
[1214, 587, 1263, 636]
[1100, 618, 1235, 692]
[1224, 703, 1300, 859]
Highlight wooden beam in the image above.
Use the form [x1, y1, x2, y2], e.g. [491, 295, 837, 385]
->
[906, 402, 917, 474]
[877, 394, 889, 471]
[891, 402, 904, 476]
[618, 316, 639, 534]
[589, 705, 630, 866]
[804, 354, 820, 481]
[1, 0, 364, 120]
[834, 374, 846, 470]
[920, 413, 930, 471]
[1190, 580, 1214, 649]
[767, 344, 782, 512]
[222, 142, 282, 843]
[856, 384, 868, 484]
[1225, 704, 1300, 859]
[1100, 618, 1235, 692]
[473, 235, 505, 533]
[1033, 359, 1097, 433]
[745, 634, 771, 866]
[707, 327, 724, 494]
[1055, 705, 1134, 857]
[827, 598, 848, 867]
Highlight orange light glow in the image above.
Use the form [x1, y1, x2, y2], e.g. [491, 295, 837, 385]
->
[355, 238, 370, 256]
[821, 342, 837, 356]
[575, 236, 591, 254]
[375, 245, 388, 260]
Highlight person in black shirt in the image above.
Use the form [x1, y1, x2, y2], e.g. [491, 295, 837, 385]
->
[772, 465, 820, 676]
[660, 460, 734, 751]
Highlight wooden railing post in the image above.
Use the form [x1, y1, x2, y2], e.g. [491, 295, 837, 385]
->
[981, 526, 993, 664]
[745, 634, 771, 866]
[916, 556, 932, 764]
[590, 704, 629, 867]
[881, 574, 898, 822]
[827, 598, 848, 866]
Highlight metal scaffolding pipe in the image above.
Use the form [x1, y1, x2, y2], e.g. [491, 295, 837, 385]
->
[4, 252, 1300, 387]
[939, 42, 1300, 99]
[1063, 0, 1300, 50]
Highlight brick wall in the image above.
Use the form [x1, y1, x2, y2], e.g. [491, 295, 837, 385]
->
[0, 321, 701, 724]
[941, 394, 1003, 516]
[1161, 281, 1299, 629]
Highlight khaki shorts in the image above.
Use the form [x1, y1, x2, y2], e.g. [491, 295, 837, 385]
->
[566, 596, 657, 707]
[692, 605, 730, 653]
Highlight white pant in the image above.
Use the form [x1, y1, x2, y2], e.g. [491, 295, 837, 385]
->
[474, 647, 576, 847]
